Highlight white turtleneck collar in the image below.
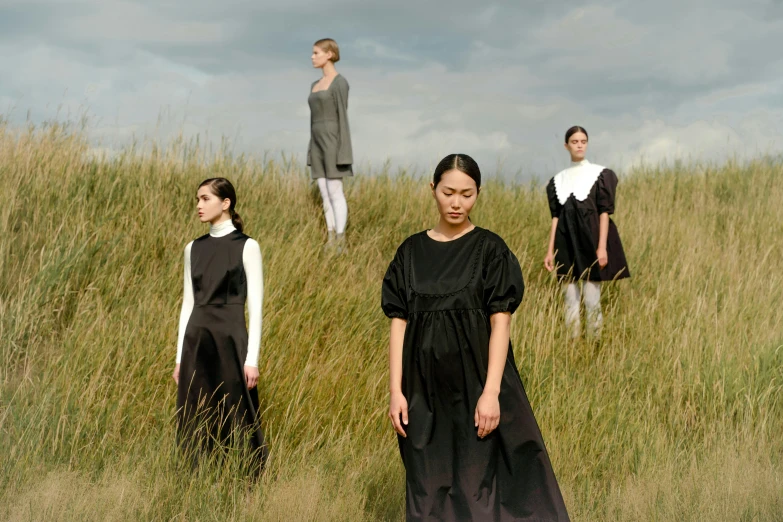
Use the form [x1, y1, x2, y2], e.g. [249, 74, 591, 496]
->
[553, 158, 605, 204]
[209, 219, 236, 237]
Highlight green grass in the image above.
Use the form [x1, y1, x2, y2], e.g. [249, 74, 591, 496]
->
[1, 122, 782, 521]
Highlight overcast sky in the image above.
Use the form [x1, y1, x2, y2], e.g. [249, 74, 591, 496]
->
[2, 0, 782, 179]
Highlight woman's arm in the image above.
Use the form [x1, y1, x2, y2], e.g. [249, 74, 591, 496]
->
[243, 239, 263, 389]
[475, 312, 511, 438]
[597, 212, 609, 268]
[174, 242, 194, 384]
[334, 77, 353, 165]
[389, 317, 408, 437]
[544, 217, 559, 272]
[596, 169, 617, 269]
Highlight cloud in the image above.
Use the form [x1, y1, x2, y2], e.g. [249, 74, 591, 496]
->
[353, 39, 417, 63]
[1, 0, 782, 180]
[63, 4, 231, 45]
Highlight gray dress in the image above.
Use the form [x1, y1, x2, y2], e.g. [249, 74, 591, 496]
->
[307, 74, 353, 179]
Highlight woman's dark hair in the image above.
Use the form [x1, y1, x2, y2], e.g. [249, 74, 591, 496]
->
[565, 126, 588, 143]
[432, 154, 481, 189]
[198, 177, 244, 233]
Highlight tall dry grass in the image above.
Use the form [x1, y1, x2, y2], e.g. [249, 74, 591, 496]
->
[1, 122, 782, 521]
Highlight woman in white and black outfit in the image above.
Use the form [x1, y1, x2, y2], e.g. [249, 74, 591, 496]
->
[173, 177, 268, 473]
[544, 126, 630, 338]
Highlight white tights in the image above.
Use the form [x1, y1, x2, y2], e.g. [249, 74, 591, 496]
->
[317, 178, 348, 234]
[563, 281, 603, 338]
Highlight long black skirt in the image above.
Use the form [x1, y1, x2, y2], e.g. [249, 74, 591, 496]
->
[176, 304, 267, 473]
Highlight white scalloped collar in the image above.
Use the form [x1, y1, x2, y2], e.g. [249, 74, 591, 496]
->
[553, 159, 605, 204]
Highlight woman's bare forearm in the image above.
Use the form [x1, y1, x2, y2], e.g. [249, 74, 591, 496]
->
[389, 318, 407, 394]
[598, 213, 609, 250]
[547, 217, 559, 254]
[485, 313, 511, 395]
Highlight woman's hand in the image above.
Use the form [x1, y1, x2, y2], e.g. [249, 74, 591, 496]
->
[244, 366, 259, 389]
[173, 363, 180, 385]
[596, 247, 608, 269]
[389, 391, 409, 438]
[544, 250, 555, 272]
[475, 391, 501, 438]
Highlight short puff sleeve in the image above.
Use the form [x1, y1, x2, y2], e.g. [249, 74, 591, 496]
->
[381, 245, 408, 319]
[546, 178, 561, 218]
[483, 249, 525, 315]
[597, 169, 618, 215]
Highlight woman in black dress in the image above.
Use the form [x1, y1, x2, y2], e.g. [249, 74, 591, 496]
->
[308, 38, 353, 253]
[173, 178, 268, 472]
[382, 154, 570, 521]
[544, 126, 630, 339]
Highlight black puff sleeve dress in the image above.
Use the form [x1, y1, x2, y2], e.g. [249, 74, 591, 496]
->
[382, 227, 570, 522]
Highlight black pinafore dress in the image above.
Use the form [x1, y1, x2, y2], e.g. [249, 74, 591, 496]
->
[176, 230, 267, 471]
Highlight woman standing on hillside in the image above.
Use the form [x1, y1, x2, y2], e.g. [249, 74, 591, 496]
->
[308, 38, 353, 254]
[544, 126, 630, 339]
[173, 177, 268, 473]
[382, 154, 570, 521]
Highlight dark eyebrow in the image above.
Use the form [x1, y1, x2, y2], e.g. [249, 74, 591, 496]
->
[442, 185, 475, 193]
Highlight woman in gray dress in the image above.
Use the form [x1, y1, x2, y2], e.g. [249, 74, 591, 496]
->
[309, 38, 353, 253]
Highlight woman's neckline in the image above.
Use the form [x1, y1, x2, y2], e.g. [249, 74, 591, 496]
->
[209, 219, 236, 237]
[312, 73, 340, 93]
[424, 225, 479, 243]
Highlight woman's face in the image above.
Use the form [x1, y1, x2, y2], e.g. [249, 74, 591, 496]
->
[311, 46, 332, 69]
[430, 169, 479, 227]
[564, 131, 588, 161]
[196, 186, 229, 224]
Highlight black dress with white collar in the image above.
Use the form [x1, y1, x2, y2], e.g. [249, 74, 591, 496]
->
[546, 159, 630, 282]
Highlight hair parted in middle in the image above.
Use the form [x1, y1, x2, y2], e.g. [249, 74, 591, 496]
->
[314, 38, 340, 63]
[432, 154, 482, 189]
[564, 125, 588, 143]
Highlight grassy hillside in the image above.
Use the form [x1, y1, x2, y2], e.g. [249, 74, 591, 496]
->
[1, 123, 782, 521]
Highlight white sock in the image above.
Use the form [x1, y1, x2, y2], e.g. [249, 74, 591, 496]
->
[325, 178, 348, 234]
[583, 281, 603, 337]
[563, 283, 581, 339]
[317, 177, 336, 232]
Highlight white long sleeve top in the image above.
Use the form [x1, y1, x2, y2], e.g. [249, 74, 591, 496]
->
[175, 219, 263, 367]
